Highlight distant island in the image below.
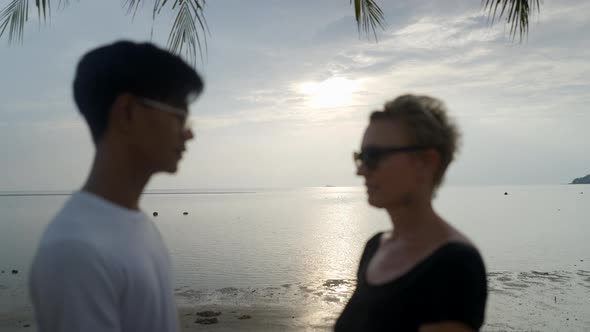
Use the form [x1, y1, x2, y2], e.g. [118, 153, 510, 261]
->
[571, 174, 590, 184]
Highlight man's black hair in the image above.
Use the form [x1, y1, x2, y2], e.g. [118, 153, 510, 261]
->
[73, 40, 204, 143]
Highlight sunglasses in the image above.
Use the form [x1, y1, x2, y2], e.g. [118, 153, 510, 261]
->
[139, 98, 193, 131]
[353, 145, 432, 170]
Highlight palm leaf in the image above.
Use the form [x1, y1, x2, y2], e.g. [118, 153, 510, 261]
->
[166, 0, 208, 66]
[3, 0, 382, 62]
[483, 0, 541, 41]
[2, 0, 542, 65]
[36, 0, 47, 21]
[122, 0, 207, 65]
[351, 0, 385, 40]
[58, 0, 73, 10]
[123, 0, 142, 17]
[0, 0, 29, 44]
[0, 0, 73, 44]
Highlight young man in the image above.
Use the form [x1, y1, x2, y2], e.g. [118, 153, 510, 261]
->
[29, 41, 204, 332]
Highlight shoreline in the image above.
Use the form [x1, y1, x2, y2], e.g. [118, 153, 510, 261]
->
[0, 305, 336, 332]
[3, 297, 590, 332]
[178, 305, 335, 331]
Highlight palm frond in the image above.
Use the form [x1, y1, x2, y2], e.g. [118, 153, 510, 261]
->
[0, 0, 58, 44]
[351, 0, 385, 41]
[37, 0, 49, 22]
[35, 0, 41, 21]
[152, 0, 163, 18]
[58, 0, 72, 10]
[483, 0, 541, 41]
[123, 0, 143, 18]
[166, 0, 208, 66]
[124, 0, 208, 64]
[0, 0, 30, 44]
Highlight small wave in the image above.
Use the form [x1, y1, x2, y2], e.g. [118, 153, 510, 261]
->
[175, 278, 356, 307]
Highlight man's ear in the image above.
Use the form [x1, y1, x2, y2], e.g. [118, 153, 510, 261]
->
[109, 93, 135, 135]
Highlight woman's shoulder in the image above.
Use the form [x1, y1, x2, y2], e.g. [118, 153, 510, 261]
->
[444, 226, 482, 252]
[437, 241, 483, 261]
[435, 224, 484, 262]
[430, 240, 487, 280]
[359, 232, 387, 254]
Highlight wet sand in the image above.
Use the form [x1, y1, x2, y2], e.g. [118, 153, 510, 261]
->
[484, 269, 590, 331]
[0, 305, 334, 332]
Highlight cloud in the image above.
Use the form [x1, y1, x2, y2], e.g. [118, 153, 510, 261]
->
[194, 0, 590, 134]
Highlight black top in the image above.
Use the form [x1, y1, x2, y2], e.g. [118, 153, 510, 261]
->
[335, 233, 487, 331]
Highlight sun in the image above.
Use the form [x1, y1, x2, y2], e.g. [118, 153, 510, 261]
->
[297, 77, 362, 109]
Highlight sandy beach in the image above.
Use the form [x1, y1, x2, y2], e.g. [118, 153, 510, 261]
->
[2, 269, 590, 331]
[0, 305, 335, 332]
[178, 305, 336, 331]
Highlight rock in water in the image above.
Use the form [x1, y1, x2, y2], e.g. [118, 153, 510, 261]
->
[195, 318, 218, 325]
[196, 311, 221, 317]
[183, 212, 188, 215]
[153, 212, 158, 217]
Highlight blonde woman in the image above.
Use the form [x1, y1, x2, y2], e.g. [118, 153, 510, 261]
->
[336, 95, 487, 332]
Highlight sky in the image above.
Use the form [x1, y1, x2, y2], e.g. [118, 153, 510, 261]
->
[0, 0, 589, 190]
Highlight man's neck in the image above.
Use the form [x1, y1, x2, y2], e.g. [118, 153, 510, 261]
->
[82, 149, 151, 210]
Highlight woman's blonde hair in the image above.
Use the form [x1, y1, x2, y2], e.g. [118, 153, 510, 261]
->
[370, 94, 460, 187]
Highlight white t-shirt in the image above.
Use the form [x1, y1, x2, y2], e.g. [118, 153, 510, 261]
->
[29, 191, 179, 332]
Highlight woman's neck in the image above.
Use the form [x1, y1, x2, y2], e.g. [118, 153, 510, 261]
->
[385, 200, 444, 242]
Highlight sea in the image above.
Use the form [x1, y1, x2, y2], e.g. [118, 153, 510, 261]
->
[1, 185, 589, 331]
